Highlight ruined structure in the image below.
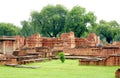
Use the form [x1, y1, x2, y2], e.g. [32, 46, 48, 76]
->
[115, 68, 120, 78]
[0, 36, 16, 54]
[0, 31, 120, 66]
[79, 54, 120, 66]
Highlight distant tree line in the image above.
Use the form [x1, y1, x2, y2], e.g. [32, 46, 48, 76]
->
[0, 4, 120, 44]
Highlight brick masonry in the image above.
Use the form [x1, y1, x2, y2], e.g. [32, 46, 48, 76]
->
[0, 32, 120, 65]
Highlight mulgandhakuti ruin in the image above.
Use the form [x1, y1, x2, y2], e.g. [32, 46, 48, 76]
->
[0, 31, 120, 66]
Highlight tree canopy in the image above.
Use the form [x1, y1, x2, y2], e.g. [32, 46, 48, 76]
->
[0, 4, 120, 44]
[95, 20, 120, 43]
[20, 21, 35, 37]
[0, 23, 20, 36]
[31, 4, 68, 37]
[65, 6, 96, 37]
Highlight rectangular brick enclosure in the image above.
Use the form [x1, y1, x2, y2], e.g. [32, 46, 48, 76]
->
[0, 32, 120, 65]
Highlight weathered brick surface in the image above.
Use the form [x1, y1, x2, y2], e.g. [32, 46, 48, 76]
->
[87, 33, 101, 46]
[115, 68, 120, 78]
[106, 55, 120, 66]
[26, 33, 42, 48]
[15, 36, 25, 49]
[79, 55, 120, 66]
[63, 47, 120, 57]
[60, 32, 75, 48]
[113, 41, 120, 47]
[4, 41, 13, 54]
[75, 38, 88, 47]
[1, 32, 120, 65]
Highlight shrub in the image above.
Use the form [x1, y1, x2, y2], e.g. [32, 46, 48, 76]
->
[58, 52, 65, 63]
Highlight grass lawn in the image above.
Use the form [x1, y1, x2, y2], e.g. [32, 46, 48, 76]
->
[0, 59, 119, 78]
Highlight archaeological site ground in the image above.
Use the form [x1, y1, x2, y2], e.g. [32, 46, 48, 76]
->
[0, 32, 120, 78]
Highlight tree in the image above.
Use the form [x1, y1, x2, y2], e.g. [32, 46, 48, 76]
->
[31, 4, 68, 37]
[65, 6, 96, 37]
[30, 11, 43, 34]
[20, 21, 35, 37]
[96, 20, 120, 43]
[0, 23, 20, 36]
[114, 34, 120, 41]
[113, 28, 120, 41]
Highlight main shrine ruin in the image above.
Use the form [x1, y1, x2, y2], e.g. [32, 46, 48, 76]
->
[0, 31, 120, 66]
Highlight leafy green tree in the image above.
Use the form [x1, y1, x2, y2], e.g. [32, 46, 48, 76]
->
[20, 21, 35, 37]
[65, 6, 96, 37]
[31, 4, 68, 37]
[0, 23, 20, 36]
[96, 20, 120, 43]
[113, 28, 120, 41]
[30, 11, 43, 34]
[109, 20, 120, 28]
[114, 34, 120, 41]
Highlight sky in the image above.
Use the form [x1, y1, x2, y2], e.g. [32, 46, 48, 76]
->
[0, 0, 120, 27]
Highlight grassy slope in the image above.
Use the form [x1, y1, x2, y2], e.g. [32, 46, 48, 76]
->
[0, 60, 118, 78]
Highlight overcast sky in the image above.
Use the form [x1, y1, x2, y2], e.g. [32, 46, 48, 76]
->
[0, 0, 120, 27]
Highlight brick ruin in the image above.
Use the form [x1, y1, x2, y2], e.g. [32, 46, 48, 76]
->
[0, 32, 120, 66]
[115, 68, 120, 78]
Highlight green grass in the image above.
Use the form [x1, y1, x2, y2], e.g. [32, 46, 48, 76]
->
[0, 60, 119, 78]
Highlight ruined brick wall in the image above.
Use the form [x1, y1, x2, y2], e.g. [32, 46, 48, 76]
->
[106, 55, 120, 66]
[52, 38, 63, 51]
[0, 36, 25, 54]
[105, 56, 115, 66]
[63, 48, 92, 56]
[79, 55, 120, 66]
[5, 41, 13, 54]
[60, 32, 75, 48]
[63, 48, 102, 56]
[115, 68, 120, 78]
[113, 41, 120, 47]
[2, 32, 120, 57]
[42, 37, 63, 51]
[42, 38, 55, 48]
[75, 33, 102, 47]
[0, 37, 15, 54]
[26, 33, 42, 48]
[0, 40, 15, 54]
[75, 38, 88, 47]
[15, 36, 25, 49]
[87, 33, 101, 46]
[63, 47, 120, 56]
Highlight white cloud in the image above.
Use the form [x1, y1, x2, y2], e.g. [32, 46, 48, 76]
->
[0, 0, 120, 27]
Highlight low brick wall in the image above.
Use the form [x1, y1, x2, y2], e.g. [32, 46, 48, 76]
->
[115, 68, 120, 78]
[79, 55, 120, 66]
[63, 47, 120, 56]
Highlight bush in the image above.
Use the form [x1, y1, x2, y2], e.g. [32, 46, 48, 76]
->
[58, 52, 65, 63]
